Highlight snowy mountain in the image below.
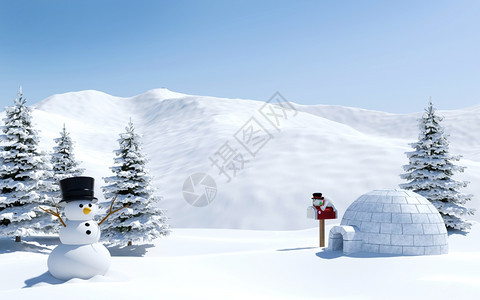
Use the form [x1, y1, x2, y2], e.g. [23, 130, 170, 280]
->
[15, 89, 479, 229]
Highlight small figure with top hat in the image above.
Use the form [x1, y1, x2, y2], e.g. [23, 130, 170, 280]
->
[312, 192, 325, 209]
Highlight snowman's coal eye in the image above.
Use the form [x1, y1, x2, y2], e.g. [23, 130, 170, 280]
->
[79, 204, 83, 208]
[88, 204, 92, 208]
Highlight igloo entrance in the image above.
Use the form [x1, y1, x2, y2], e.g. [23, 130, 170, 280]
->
[328, 225, 362, 254]
[329, 232, 344, 251]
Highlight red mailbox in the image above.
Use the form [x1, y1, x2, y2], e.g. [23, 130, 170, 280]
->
[307, 193, 337, 220]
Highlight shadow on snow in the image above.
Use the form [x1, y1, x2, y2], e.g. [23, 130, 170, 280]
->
[106, 243, 155, 257]
[448, 229, 468, 237]
[0, 236, 59, 255]
[23, 272, 64, 288]
[0, 236, 155, 257]
[276, 247, 318, 252]
[315, 248, 400, 259]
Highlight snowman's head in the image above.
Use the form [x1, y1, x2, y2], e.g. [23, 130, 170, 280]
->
[64, 200, 97, 221]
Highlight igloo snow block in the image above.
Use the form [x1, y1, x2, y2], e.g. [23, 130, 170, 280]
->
[328, 189, 448, 256]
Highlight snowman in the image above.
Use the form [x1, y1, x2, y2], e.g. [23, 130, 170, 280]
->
[40, 176, 127, 280]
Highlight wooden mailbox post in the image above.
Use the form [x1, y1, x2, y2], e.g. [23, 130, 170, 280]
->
[307, 193, 337, 247]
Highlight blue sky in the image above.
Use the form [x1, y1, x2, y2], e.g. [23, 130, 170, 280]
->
[1, 0, 480, 113]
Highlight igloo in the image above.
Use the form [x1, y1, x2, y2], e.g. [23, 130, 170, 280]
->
[328, 189, 448, 256]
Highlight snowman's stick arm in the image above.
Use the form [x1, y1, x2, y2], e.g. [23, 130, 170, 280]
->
[98, 195, 130, 226]
[39, 198, 66, 227]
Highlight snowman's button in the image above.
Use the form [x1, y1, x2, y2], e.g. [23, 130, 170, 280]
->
[86, 230, 92, 235]
[85, 223, 90, 227]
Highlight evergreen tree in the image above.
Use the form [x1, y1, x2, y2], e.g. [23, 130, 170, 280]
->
[400, 100, 475, 231]
[51, 124, 84, 189]
[101, 120, 169, 246]
[0, 88, 55, 241]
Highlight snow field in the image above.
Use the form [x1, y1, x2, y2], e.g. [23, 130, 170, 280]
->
[0, 224, 479, 299]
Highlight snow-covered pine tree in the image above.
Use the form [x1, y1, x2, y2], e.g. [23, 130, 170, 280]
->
[51, 124, 84, 193]
[0, 88, 55, 241]
[400, 100, 475, 231]
[101, 119, 169, 246]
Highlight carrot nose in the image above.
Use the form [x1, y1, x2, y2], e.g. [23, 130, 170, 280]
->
[83, 207, 91, 215]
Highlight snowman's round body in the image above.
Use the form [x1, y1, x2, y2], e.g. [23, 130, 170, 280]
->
[48, 200, 111, 280]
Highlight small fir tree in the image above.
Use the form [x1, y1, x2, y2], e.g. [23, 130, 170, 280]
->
[51, 124, 84, 191]
[0, 88, 55, 241]
[102, 120, 169, 246]
[400, 100, 475, 231]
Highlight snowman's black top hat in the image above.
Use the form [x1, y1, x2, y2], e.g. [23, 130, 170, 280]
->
[60, 176, 98, 203]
